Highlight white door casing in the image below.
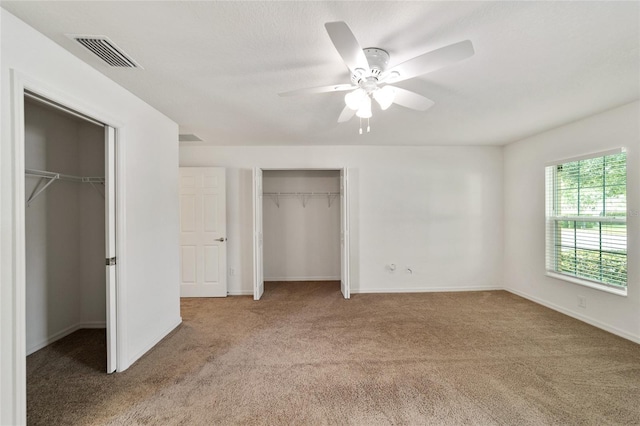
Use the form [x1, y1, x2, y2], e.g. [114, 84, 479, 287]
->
[105, 126, 117, 373]
[252, 167, 350, 300]
[340, 168, 350, 299]
[179, 167, 227, 297]
[8, 71, 128, 425]
[253, 168, 264, 300]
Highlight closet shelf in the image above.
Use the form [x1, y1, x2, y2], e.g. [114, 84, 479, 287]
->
[263, 191, 339, 208]
[25, 168, 105, 207]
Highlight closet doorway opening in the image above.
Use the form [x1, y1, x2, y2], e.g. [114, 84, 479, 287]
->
[22, 90, 118, 375]
[253, 168, 350, 300]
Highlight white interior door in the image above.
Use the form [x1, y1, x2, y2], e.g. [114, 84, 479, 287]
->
[253, 168, 264, 300]
[340, 168, 350, 299]
[179, 167, 227, 297]
[104, 126, 117, 374]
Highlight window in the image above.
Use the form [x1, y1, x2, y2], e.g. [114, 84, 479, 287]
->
[545, 149, 627, 292]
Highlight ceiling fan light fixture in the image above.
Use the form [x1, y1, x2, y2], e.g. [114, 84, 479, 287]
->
[355, 95, 372, 118]
[345, 88, 366, 110]
[373, 86, 395, 110]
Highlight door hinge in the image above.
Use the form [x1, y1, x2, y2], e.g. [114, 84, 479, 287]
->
[106, 257, 117, 266]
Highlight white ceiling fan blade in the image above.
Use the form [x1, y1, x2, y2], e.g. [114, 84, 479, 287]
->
[279, 83, 355, 97]
[382, 40, 474, 83]
[338, 105, 356, 123]
[390, 87, 435, 111]
[324, 21, 370, 75]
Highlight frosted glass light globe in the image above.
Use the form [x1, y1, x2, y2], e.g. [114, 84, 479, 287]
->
[344, 88, 366, 111]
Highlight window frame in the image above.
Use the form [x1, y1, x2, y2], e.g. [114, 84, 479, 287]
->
[545, 148, 627, 296]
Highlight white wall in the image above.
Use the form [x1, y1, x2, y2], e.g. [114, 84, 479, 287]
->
[503, 101, 640, 342]
[24, 101, 106, 355]
[263, 170, 340, 281]
[180, 145, 504, 295]
[1, 10, 181, 424]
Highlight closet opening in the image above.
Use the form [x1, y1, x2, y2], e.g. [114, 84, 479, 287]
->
[253, 168, 350, 300]
[23, 90, 118, 379]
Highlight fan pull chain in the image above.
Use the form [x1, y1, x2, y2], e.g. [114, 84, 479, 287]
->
[359, 117, 363, 135]
[367, 118, 370, 133]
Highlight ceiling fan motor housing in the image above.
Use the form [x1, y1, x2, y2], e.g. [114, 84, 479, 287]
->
[364, 48, 390, 75]
[351, 48, 389, 85]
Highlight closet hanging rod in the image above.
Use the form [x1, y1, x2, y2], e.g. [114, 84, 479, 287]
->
[25, 169, 105, 183]
[263, 192, 339, 208]
[263, 192, 340, 196]
[25, 169, 105, 207]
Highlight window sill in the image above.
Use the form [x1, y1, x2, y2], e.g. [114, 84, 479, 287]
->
[545, 272, 627, 297]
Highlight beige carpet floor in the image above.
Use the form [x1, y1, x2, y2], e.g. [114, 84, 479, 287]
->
[27, 282, 640, 425]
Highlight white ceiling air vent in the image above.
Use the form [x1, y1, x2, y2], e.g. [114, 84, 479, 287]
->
[68, 35, 142, 68]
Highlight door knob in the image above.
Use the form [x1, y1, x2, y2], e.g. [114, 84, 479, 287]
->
[215, 237, 227, 242]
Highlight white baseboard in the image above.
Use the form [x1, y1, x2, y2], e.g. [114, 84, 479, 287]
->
[26, 321, 107, 355]
[264, 276, 341, 282]
[351, 286, 503, 294]
[505, 288, 640, 344]
[227, 290, 253, 296]
[127, 316, 182, 367]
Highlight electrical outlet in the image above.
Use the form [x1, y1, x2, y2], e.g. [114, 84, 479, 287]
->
[578, 296, 587, 308]
[229, 268, 235, 276]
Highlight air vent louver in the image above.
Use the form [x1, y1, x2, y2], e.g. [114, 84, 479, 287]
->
[71, 35, 141, 68]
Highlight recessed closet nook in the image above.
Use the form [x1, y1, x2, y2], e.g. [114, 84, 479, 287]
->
[24, 94, 107, 368]
[262, 170, 340, 292]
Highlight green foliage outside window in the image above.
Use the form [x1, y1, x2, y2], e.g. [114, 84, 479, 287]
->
[557, 153, 626, 217]
[558, 250, 627, 287]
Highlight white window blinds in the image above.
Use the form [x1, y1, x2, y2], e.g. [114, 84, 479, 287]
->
[545, 149, 627, 289]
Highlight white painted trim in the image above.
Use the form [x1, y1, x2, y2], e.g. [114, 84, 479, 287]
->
[264, 276, 341, 282]
[26, 322, 107, 356]
[545, 272, 628, 297]
[9, 69, 128, 421]
[126, 317, 182, 367]
[350, 286, 504, 294]
[506, 288, 640, 344]
[115, 126, 128, 372]
[254, 166, 351, 300]
[340, 167, 351, 299]
[227, 290, 253, 296]
[10, 69, 28, 426]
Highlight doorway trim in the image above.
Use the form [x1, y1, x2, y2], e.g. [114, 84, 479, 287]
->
[252, 167, 351, 300]
[8, 69, 127, 421]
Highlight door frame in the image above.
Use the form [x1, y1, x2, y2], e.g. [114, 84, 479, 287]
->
[252, 167, 351, 299]
[8, 70, 127, 419]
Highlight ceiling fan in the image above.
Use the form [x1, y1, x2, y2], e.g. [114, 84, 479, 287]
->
[279, 21, 474, 133]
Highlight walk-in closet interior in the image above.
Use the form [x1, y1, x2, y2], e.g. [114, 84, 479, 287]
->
[262, 170, 341, 291]
[24, 94, 107, 365]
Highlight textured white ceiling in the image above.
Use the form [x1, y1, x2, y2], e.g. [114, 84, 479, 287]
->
[2, 1, 638, 146]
